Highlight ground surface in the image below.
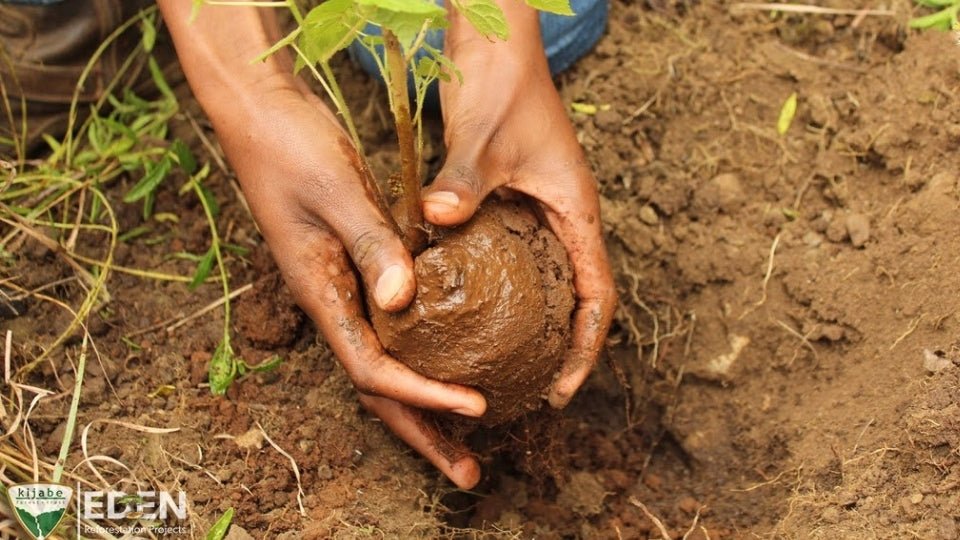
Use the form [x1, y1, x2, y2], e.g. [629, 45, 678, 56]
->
[3, 1, 960, 538]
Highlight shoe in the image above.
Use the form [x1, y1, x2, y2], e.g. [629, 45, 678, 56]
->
[0, 0, 164, 157]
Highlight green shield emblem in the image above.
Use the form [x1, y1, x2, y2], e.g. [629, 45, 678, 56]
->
[6, 483, 73, 540]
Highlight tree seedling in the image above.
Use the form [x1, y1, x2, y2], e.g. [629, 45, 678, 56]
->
[196, 0, 573, 254]
[182, 0, 575, 395]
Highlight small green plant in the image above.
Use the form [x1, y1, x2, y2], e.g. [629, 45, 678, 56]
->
[1, 5, 267, 394]
[0, 8, 190, 374]
[909, 0, 960, 30]
[198, 0, 572, 253]
[205, 506, 234, 540]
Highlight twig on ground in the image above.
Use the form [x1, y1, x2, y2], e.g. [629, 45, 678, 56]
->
[890, 314, 924, 351]
[775, 319, 818, 366]
[730, 3, 896, 17]
[79, 418, 179, 487]
[730, 468, 791, 492]
[257, 422, 306, 517]
[124, 282, 253, 339]
[740, 233, 781, 320]
[165, 282, 252, 333]
[851, 417, 875, 456]
[773, 43, 868, 74]
[3, 329, 10, 384]
[681, 507, 709, 540]
[629, 497, 674, 539]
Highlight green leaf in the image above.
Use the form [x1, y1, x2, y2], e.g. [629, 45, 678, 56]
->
[252, 26, 301, 65]
[171, 251, 205, 263]
[299, 0, 364, 65]
[205, 507, 234, 540]
[357, 0, 448, 47]
[451, 0, 509, 40]
[357, 0, 445, 16]
[148, 55, 175, 101]
[414, 45, 462, 85]
[208, 341, 236, 395]
[124, 157, 172, 203]
[88, 115, 105, 154]
[914, 0, 959, 8]
[118, 225, 151, 243]
[171, 139, 197, 175]
[41, 134, 63, 159]
[221, 243, 251, 256]
[189, 246, 216, 290]
[777, 91, 798, 136]
[524, 0, 574, 16]
[242, 356, 283, 374]
[141, 12, 157, 52]
[142, 191, 156, 220]
[908, 7, 956, 29]
[197, 182, 220, 217]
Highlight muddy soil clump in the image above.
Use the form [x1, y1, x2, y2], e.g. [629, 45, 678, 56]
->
[370, 200, 575, 425]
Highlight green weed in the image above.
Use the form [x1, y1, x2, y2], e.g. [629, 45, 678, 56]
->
[909, 0, 960, 30]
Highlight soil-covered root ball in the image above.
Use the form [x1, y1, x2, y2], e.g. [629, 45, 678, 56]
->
[370, 200, 576, 426]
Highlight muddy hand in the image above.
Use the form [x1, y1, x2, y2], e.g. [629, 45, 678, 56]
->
[423, 0, 617, 408]
[158, 0, 486, 489]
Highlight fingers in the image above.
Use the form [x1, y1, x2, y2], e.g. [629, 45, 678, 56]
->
[546, 208, 616, 408]
[422, 130, 495, 227]
[313, 176, 417, 312]
[359, 394, 481, 490]
[548, 230, 616, 408]
[549, 294, 615, 408]
[282, 228, 487, 416]
[512, 165, 616, 409]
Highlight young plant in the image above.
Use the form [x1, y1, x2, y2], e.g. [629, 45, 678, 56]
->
[208, 0, 574, 252]
[909, 0, 960, 30]
[190, 0, 579, 414]
[180, 162, 282, 394]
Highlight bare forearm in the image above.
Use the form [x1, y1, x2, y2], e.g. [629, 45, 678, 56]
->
[445, 0, 546, 71]
[156, 1, 303, 122]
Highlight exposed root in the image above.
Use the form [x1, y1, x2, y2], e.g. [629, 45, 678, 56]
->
[257, 422, 306, 517]
[739, 233, 781, 321]
[629, 497, 673, 539]
[629, 496, 709, 540]
[774, 319, 818, 366]
[890, 314, 924, 351]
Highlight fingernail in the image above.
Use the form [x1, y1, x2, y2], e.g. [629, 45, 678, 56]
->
[548, 390, 571, 409]
[452, 406, 482, 418]
[424, 191, 460, 211]
[451, 456, 481, 489]
[375, 264, 405, 308]
[452, 396, 486, 418]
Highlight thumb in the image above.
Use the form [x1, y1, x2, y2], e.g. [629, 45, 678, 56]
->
[422, 156, 491, 227]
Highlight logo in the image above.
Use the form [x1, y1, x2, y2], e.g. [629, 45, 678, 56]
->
[6, 483, 73, 540]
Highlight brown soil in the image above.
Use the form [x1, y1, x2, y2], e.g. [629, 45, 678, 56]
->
[370, 200, 575, 426]
[3, 0, 960, 538]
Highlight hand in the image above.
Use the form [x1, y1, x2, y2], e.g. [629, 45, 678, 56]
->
[223, 90, 487, 489]
[157, 1, 486, 489]
[425, 2, 617, 408]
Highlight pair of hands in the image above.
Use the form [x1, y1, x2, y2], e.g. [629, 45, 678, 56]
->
[159, 1, 615, 490]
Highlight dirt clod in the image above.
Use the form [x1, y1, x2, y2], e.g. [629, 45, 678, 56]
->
[370, 200, 575, 425]
[844, 213, 871, 248]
